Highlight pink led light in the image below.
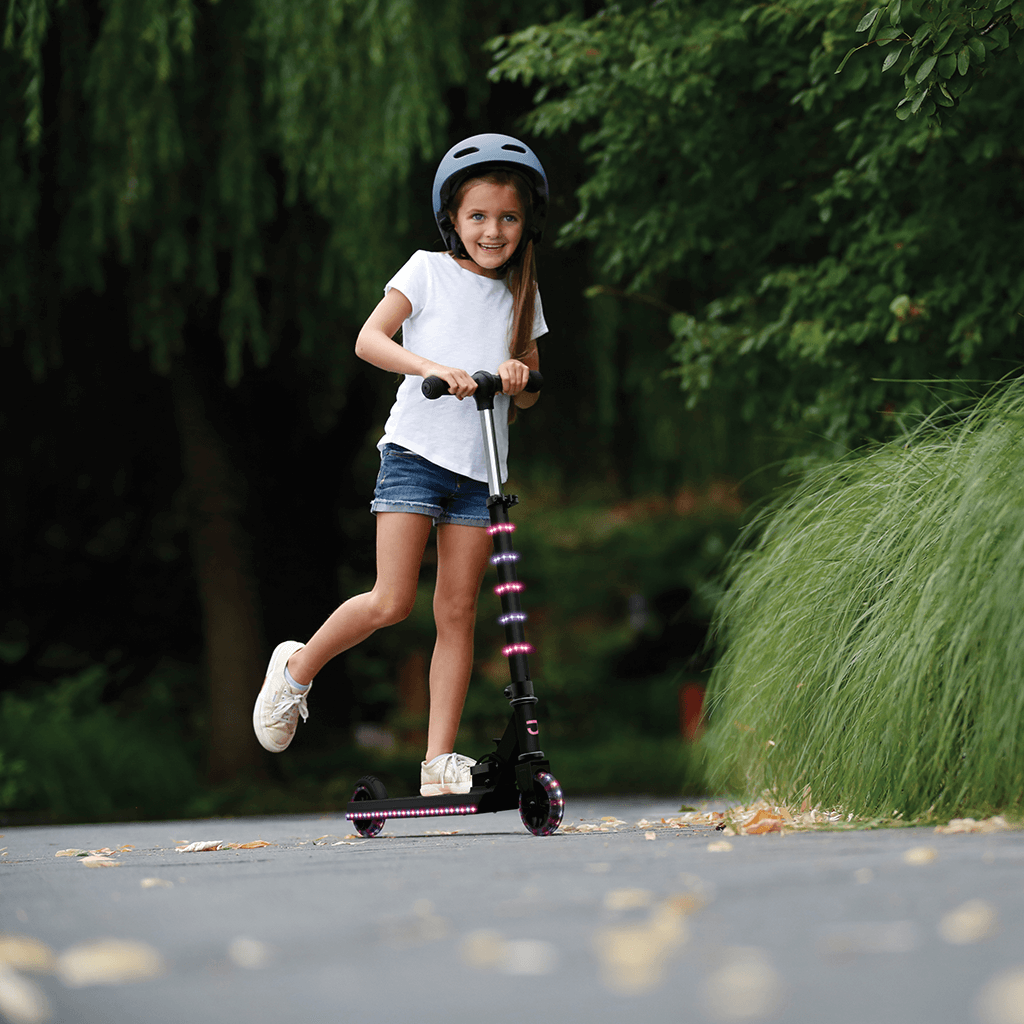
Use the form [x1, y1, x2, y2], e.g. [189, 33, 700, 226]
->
[346, 804, 478, 820]
[502, 643, 534, 657]
[494, 582, 525, 595]
[488, 523, 516, 535]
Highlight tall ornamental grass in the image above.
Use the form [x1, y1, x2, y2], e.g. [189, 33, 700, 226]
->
[705, 382, 1024, 820]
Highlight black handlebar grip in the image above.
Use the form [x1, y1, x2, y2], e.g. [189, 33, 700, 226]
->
[421, 375, 452, 400]
[421, 370, 545, 400]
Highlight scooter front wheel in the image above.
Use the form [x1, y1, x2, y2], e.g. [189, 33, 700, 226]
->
[519, 771, 564, 836]
[350, 775, 388, 837]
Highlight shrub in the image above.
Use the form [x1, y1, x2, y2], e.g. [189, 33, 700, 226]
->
[705, 381, 1024, 819]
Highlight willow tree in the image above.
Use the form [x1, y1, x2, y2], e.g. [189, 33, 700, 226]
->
[1, 0, 493, 781]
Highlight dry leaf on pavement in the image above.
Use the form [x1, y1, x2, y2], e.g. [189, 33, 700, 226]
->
[80, 856, 122, 868]
[935, 816, 1012, 835]
[0, 936, 56, 974]
[903, 846, 937, 865]
[175, 841, 225, 853]
[0, 966, 51, 1024]
[57, 940, 165, 987]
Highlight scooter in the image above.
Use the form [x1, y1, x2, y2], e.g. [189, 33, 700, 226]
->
[345, 370, 564, 837]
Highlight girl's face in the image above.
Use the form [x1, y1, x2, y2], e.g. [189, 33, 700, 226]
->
[451, 180, 525, 278]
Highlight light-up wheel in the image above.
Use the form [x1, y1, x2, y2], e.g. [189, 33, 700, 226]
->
[519, 771, 564, 836]
[350, 775, 388, 837]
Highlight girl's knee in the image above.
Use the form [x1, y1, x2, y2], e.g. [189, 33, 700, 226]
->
[371, 590, 416, 628]
[434, 597, 478, 635]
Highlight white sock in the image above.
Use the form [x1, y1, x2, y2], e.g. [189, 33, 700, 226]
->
[283, 663, 309, 691]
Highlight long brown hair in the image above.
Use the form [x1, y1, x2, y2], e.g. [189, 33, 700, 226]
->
[449, 169, 539, 364]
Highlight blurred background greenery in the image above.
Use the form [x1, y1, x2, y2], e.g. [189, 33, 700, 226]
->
[3, 0, 1022, 823]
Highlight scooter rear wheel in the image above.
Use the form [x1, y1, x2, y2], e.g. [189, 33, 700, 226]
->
[519, 771, 564, 836]
[350, 775, 388, 837]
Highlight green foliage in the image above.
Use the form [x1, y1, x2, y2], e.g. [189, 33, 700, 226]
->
[490, 0, 1024, 453]
[704, 379, 1024, 819]
[0, 662, 201, 820]
[459, 491, 741, 769]
[1, 0, 468, 380]
[837, 0, 1024, 121]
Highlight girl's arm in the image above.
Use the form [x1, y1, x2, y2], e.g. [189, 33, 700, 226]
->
[499, 345, 541, 410]
[355, 288, 479, 400]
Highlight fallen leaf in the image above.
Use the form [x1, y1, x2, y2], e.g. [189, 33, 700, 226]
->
[704, 947, 783, 1020]
[707, 841, 733, 853]
[0, 935, 56, 973]
[0, 966, 51, 1024]
[936, 816, 1012, 835]
[594, 900, 689, 994]
[140, 879, 173, 889]
[903, 846, 937, 866]
[54, 850, 89, 858]
[80, 856, 121, 868]
[57, 940, 165, 987]
[645, 832, 657, 841]
[741, 809, 784, 835]
[976, 967, 1024, 1024]
[226, 841, 273, 850]
[175, 841, 224, 853]
[939, 900, 997, 945]
[424, 831, 460, 836]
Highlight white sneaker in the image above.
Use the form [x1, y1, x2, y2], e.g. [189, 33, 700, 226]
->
[420, 752, 477, 796]
[253, 641, 309, 753]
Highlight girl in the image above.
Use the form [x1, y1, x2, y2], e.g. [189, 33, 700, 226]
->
[252, 134, 549, 796]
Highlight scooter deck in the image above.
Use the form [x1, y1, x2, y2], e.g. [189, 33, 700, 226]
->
[345, 786, 519, 824]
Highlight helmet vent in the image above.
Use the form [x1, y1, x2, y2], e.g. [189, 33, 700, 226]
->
[501, 144, 527, 153]
[453, 147, 480, 159]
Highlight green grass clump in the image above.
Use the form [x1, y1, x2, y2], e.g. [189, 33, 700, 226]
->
[705, 381, 1024, 820]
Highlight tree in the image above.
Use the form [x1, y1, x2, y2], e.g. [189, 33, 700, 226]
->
[1, 0, 567, 782]
[491, 0, 1024, 454]
[837, 0, 1024, 121]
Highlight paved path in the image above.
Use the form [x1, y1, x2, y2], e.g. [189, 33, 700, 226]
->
[1, 798, 1022, 1024]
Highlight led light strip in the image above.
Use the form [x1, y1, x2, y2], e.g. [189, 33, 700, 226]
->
[346, 804, 479, 821]
[494, 582, 525, 595]
[490, 551, 520, 565]
[498, 612, 527, 625]
[488, 523, 516, 535]
[502, 643, 534, 657]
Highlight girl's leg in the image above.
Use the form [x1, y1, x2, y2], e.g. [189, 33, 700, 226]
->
[287, 512, 433, 685]
[425, 522, 492, 761]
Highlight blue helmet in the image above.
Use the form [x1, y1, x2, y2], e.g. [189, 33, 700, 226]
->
[432, 133, 549, 259]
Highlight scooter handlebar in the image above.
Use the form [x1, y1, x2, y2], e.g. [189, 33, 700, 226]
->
[421, 370, 544, 400]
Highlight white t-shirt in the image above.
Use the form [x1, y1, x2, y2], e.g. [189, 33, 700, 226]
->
[377, 250, 547, 484]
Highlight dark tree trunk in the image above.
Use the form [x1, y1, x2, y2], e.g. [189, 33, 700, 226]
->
[171, 363, 265, 783]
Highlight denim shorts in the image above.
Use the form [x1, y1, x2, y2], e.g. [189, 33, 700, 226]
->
[370, 444, 491, 528]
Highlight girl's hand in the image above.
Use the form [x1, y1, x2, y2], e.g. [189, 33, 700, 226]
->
[497, 358, 531, 396]
[424, 363, 477, 400]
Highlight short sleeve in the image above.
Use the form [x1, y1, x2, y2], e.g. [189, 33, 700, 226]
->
[384, 251, 430, 318]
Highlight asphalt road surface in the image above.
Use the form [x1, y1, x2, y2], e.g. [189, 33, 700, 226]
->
[2, 797, 1023, 1024]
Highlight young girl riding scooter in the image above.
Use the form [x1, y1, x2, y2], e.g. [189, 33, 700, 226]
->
[253, 133, 549, 796]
